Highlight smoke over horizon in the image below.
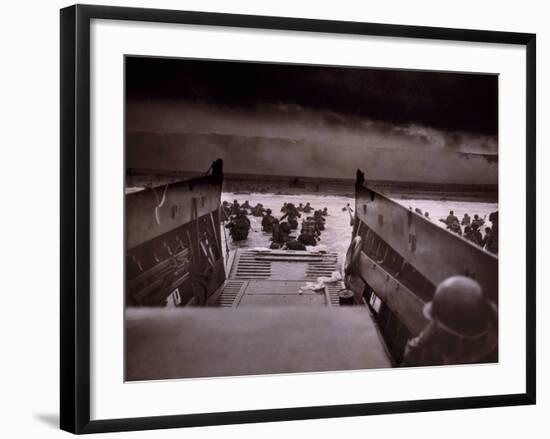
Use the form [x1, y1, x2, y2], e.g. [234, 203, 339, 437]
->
[127, 101, 498, 155]
[125, 57, 498, 185]
[126, 130, 498, 185]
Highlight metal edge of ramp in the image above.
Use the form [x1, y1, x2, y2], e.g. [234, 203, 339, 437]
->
[126, 307, 392, 380]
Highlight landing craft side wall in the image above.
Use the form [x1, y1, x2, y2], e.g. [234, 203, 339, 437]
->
[355, 251, 428, 335]
[355, 184, 498, 303]
[126, 176, 222, 250]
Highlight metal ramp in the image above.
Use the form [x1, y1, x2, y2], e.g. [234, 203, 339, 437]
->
[211, 249, 345, 307]
[128, 252, 394, 380]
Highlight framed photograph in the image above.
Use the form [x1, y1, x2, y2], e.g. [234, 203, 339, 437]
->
[60, 4, 536, 434]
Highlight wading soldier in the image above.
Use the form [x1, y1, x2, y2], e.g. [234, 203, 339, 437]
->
[469, 223, 484, 246]
[298, 217, 319, 246]
[230, 199, 241, 215]
[445, 210, 459, 226]
[261, 209, 275, 233]
[270, 219, 289, 249]
[226, 210, 250, 242]
[484, 211, 498, 254]
[471, 214, 485, 229]
[284, 239, 307, 250]
[280, 203, 301, 229]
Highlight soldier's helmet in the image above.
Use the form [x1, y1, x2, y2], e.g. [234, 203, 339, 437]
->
[266, 208, 272, 214]
[423, 276, 496, 338]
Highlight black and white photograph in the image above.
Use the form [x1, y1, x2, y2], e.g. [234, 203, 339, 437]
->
[124, 56, 499, 380]
[1, 0, 544, 436]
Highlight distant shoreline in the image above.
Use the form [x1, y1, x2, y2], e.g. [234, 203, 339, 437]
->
[224, 177, 497, 203]
[126, 168, 498, 203]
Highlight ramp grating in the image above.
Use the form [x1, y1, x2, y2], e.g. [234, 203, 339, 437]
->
[214, 280, 245, 307]
[325, 283, 345, 306]
[306, 252, 339, 280]
[233, 250, 272, 280]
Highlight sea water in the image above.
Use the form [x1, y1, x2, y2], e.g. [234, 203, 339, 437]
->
[221, 192, 497, 267]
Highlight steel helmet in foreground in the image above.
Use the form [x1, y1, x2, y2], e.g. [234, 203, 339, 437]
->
[423, 275, 497, 338]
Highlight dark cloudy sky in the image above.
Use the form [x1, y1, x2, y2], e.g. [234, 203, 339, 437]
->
[125, 56, 498, 184]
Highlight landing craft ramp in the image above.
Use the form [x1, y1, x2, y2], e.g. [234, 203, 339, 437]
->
[209, 249, 343, 307]
[127, 248, 392, 380]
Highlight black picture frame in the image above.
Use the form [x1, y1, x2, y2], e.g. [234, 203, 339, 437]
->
[60, 4, 536, 434]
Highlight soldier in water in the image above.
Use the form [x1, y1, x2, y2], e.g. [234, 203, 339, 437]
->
[400, 276, 497, 367]
[261, 208, 275, 233]
[298, 216, 319, 246]
[284, 238, 307, 251]
[225, 210, 251, 242]
[448, 220, 462, 236]
[469, 223, 484, 246]
[342, 203, 353, 213]
[445, 210, 459, 226]
[270, 219, 290, 249]
[484, 211, 498, 254]
[279, 221, 292, 236]
[280, 203, 301, 230]
[483, 227, 492, 248]
[463, 225, 473, 241]
[439, 211, 461, 236]
[230, 199, 241, 215]
[472, 214, 485, 229]
[313, 209, 326, 231]
[250, 203, 265, 217]
[221, 201, 231, 221]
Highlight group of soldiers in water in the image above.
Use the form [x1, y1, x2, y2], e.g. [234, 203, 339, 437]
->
[437, 209, 499, 254]
[407, 205, 498, 254]
[222, 199, 329, 250]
